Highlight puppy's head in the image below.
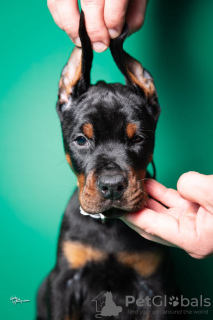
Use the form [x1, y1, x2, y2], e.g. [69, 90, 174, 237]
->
[57, 14, 160, 218]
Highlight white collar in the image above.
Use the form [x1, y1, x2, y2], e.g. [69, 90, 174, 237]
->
[80, 207, 106, 220]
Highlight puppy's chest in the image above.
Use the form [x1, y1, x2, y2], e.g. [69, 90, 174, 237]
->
[61, 219, 164, 279]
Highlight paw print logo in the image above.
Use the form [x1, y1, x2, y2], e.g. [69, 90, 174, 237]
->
[168, 296, 179, 307]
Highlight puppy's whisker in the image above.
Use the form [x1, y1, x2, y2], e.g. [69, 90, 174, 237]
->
[136, 178, 146, 183]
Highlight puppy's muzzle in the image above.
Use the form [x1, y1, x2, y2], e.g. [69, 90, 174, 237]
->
[97, 173, 128, 200]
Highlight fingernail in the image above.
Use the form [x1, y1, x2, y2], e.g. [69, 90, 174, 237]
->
[74, 37, 81, 47]
[92, 42, 108, 53]
[108, 28, 119, 39]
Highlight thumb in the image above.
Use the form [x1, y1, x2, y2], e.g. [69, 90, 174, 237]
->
[177, 171, 213, 212]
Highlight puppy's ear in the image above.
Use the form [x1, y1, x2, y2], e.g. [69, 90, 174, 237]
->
[110, 25, 160, 121]
[57, 12, 93, 115]
[58, 47, 83, 105]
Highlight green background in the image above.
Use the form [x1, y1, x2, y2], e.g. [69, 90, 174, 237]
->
[0, 0, 213, 318]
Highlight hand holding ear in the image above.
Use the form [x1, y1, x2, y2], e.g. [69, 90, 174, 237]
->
[122, 172, 213, 259]
[47, 0, 148, 52]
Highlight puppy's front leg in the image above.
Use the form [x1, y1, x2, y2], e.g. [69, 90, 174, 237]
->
[49, 268, 82, 320]
[36, 276, 50, 320]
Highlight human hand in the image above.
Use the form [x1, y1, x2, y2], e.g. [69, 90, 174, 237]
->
[47, 0, 148, 52]
[122, 172, 213, 259]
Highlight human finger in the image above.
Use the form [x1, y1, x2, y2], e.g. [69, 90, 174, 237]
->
[122, 218, 176, 247]
[146, 198, 167, 213]
[55, 0, 81, 46]
[126, 0, 148, 35]
[104, 0, 129, 39]
[177, 172, 213, 212]
[146, 179, 198, 212]
[124, 208, 196, 249]
[81, 0, 109, 52]
[47, 0, 63, 28]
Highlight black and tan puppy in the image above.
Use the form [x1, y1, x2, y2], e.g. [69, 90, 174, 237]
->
[36, 13, 177, 320]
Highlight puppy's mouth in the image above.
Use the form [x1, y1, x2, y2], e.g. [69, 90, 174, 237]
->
[79, 205, 126, 219]
[99, 207, 128, 219]
[78, 169, 147, 218]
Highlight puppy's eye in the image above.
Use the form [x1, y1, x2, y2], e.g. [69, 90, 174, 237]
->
[131, 135, 144, 143]
[74, 136, 88, 146]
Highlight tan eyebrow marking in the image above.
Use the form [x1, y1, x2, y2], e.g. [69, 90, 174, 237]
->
[83, 123, 94, 139]
[126, 123, 137, 139]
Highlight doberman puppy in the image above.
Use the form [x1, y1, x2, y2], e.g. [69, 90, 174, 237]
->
[36, 13, 177, 320]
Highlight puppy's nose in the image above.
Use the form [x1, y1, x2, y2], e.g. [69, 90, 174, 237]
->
[98, 174, 128, 200]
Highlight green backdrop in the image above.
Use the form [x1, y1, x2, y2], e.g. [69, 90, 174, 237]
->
[0, 0, 213, 319]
